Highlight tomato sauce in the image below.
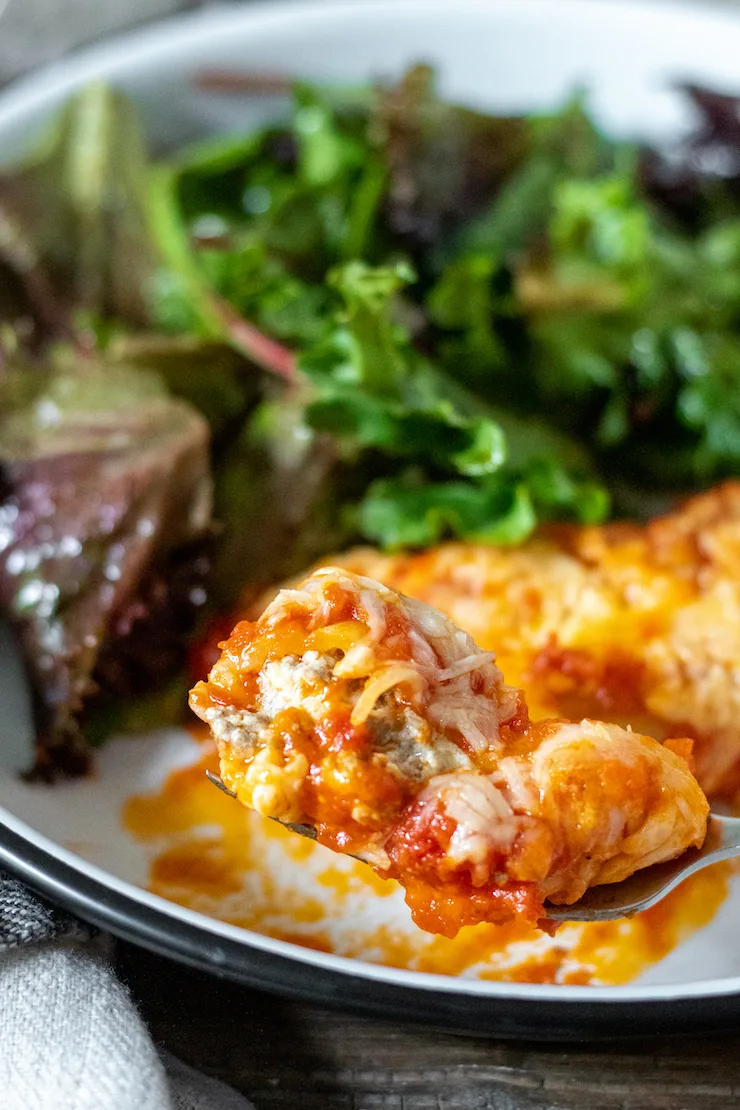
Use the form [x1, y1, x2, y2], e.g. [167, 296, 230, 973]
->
[122, 744, 732, 985]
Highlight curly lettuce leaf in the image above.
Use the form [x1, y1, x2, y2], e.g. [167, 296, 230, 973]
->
[293, 259, 606, 546]
[358, 460, 608, 550]
[146, 81, 385, 365]
[299, 261, 510, 478]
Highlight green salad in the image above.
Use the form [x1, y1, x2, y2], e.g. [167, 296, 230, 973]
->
[3, 68, 740, 769]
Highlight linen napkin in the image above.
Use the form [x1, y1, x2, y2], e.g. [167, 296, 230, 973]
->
[0, 872, 254, 1110]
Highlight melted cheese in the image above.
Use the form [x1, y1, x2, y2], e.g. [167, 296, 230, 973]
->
[333, 483, 740, 799]
[191, 555, 709, 938]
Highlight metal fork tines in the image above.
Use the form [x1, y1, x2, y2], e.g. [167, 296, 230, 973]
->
[206, 769, 320, 841]
[544, 814, 740, 923]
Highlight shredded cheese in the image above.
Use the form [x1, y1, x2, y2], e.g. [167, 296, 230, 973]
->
[350, 662, 425, 726]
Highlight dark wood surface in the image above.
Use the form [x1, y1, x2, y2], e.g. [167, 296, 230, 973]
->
[117, 942, 740, 1110]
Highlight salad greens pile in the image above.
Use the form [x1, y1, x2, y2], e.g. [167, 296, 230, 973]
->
[146, 71, 740, 548]
[144, 70, 610, 566]
[5, 69, 740, 765]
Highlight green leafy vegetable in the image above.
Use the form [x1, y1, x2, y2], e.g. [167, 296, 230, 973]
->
[374, 64, 529, 256]
[294, 258, 605, 547]
[0, 82, 156, 330]
[301, 261, 508, 478]
[9, 73, 740, 703]
[358, 459, 607, 550]
[0, 355, 212, 773]
[11, 67, 740, 769]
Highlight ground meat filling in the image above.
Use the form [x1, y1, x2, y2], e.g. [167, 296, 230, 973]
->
[205, 649, 471, 776]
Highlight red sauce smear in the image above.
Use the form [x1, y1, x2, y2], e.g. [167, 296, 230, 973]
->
[122, 744, 733, 985]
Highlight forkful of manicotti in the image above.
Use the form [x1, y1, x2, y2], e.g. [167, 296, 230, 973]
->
[189, 567, 738, 935]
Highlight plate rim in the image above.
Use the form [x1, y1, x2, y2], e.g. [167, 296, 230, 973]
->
[0, 0, 739, 138]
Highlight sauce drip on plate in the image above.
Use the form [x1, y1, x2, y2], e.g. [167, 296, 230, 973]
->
[122, 743, 731, 985]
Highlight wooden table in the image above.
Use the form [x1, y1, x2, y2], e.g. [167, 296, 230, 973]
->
[118, 942, 740, 1110]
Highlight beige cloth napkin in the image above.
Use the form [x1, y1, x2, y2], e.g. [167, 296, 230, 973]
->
[0, 874, 254, 1110]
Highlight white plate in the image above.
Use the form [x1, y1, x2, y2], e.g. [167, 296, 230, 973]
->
[3, 0, 740, 1037]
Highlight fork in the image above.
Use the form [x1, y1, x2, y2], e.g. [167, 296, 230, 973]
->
[545, 813, 740, 923]
[206, 772, 740, 923]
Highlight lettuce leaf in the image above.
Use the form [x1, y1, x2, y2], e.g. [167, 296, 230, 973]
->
[0, 357, 212, 775]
